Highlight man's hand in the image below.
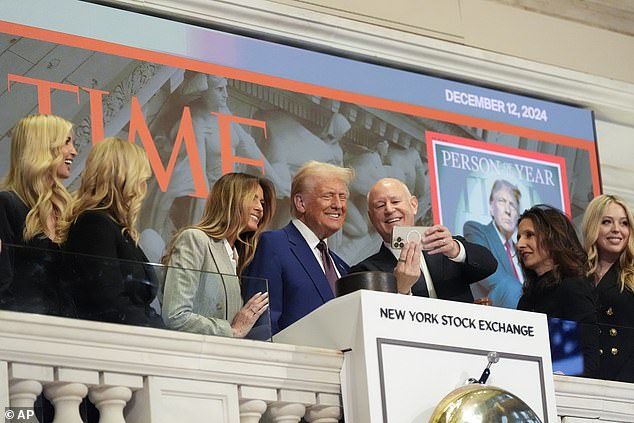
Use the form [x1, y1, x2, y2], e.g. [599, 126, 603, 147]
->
[394, 241, 420, 294]
[422, 224, 460, 258]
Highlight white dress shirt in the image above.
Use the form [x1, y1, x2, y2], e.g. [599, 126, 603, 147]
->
[222, 238, 239, 274]
[292, 219, 342, 278]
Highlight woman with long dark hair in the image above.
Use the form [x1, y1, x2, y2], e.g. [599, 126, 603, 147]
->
[516, 205, 598, 376]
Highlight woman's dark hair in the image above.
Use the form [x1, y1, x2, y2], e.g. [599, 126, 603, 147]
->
[518, 204, 587, 291]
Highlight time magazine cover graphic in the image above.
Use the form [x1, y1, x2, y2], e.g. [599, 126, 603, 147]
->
[426, 131, 569, 234]
[427, 131, 570, 307]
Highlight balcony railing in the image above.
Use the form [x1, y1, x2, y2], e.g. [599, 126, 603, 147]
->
[0, 310, 343, 423]
[1, 311, 634, 422]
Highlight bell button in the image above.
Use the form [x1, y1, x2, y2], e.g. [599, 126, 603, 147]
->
[606, 307, 614, 316]
[610, 328, 618, 337]
[611, 347, 619, 355]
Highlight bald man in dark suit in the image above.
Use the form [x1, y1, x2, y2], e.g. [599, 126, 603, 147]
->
[349, 178, 497, 302]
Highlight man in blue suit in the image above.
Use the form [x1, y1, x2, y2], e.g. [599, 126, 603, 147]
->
[463, 179, 524, 308]
[243, 161, 354, 335]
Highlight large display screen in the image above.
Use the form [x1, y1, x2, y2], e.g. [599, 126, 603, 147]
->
[0, 0, 600, 305]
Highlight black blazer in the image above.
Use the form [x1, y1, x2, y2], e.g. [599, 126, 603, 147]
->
[348, 236, 497, 303]
[517, 272, 598, 377]
[517, 273, 596, 322]
[0, 191, 72, 315]
[64, 210, 164, 328]
[595, 264, 634, 383]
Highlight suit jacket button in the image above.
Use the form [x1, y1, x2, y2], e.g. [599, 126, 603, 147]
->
[606, 307, 614, 316]
[610, 328, 618, 337]
[599, 349, 603, 355]
[611, 347, 619, 355]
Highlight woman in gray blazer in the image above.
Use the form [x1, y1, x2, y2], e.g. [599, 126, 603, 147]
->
[161, 173, 275, 337]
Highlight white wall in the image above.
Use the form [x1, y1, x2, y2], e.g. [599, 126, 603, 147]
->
[596, 120, 634, 203]
[272, 0, 634, 85]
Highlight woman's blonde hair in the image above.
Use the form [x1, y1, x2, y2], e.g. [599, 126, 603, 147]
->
[163, 173, 276, 276]
[68, 137, 151, 243]
[1, 114, 74, 243]
[582, 194, 634, 292]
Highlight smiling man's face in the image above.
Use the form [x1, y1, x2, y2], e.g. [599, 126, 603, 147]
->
[295, 175, 348, 240]
[367, 178, 417, 244]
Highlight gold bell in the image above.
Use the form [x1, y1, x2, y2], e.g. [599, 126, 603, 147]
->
[429, 384, 542, 422]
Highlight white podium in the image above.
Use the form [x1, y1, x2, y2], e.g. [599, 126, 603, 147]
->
[275, 290, 558, 422]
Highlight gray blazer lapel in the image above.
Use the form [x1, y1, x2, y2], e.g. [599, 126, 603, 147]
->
[207, 238, 235, 275]
[205, 237, 242, 325]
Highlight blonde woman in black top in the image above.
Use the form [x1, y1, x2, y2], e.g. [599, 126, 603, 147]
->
[582, 194, 634, 382]
[64, 137, 164, 327]
[0, 114, 76, 314]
